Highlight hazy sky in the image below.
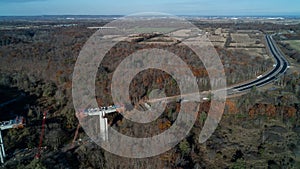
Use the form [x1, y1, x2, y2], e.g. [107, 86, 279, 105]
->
[0, 0, 299, 16]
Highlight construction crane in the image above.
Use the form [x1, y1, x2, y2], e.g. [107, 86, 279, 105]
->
[35, 110, 47, 159]
[0, 116, 25, 163]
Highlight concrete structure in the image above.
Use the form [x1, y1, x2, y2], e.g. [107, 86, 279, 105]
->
[0, 117, 24, 163]
[84, 106, 118, 141]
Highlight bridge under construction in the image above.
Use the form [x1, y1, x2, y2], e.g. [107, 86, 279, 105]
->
[0, 117, 25, 163]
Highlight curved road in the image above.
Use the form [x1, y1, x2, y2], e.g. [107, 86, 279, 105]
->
[228, 34, 289, 94]
[148, 34, 290, 103]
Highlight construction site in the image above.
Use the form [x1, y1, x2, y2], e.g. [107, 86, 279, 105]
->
[0, 15, 299, 168]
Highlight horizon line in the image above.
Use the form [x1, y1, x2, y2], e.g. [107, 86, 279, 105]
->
[0, 14, 300, 17]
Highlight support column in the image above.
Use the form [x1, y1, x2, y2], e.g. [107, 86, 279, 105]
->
[0, 130, 4, 163]
[104, 114, 108, 141]
[99, 111, 105, 141]
[98, 111, 109, 141]
[99, 114, 102, 141]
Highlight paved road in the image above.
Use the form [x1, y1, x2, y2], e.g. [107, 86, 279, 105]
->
[148, 34, 289, 104]
[228, 34, 289, 94]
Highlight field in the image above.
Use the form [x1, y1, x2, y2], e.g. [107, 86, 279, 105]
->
[0, 17, 299, 169]
[285, 40, 300, 52]
[133, 27, 176, 33]
[230, 33, 265, 48]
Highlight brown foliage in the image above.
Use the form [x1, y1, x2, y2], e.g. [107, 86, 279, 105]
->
[158, 119, 171, 131]
[248, 103, 296, 118]
[226, 100, 238, 114]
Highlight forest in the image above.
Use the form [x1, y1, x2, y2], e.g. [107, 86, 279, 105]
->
[0, 18, 299, 168]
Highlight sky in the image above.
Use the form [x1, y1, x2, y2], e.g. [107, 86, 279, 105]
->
[0, 0, 300, 16]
